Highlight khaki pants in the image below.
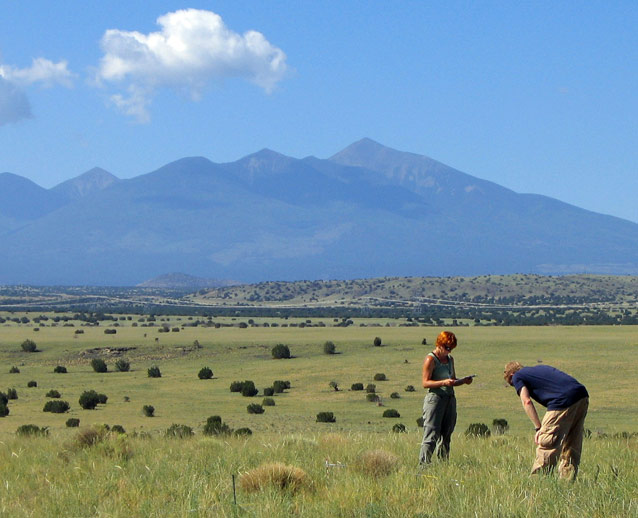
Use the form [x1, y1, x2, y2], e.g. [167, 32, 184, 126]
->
[532, 397, 589, 479]
[419, 392, 456, 465]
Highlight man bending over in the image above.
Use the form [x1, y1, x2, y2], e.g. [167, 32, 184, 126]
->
[504, 362, 589, 480]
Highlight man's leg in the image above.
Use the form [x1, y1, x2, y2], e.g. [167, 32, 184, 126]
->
[558, 397, 589, 480]
[531, 408, 566, 475]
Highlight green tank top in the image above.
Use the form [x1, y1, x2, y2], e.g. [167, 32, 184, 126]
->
[427, 352, 455, 396]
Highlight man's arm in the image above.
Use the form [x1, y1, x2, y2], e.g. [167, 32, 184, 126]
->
[519, 386, 542, 443]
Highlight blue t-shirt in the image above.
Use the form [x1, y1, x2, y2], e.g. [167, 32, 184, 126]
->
[512, 365, 588, 410]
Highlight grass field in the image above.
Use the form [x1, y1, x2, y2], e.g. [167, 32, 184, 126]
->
[0, 318, 637, 516]
[1, 319, 638, 437]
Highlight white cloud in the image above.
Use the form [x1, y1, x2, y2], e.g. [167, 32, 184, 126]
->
[0, 57, 74, 126]
[96, 9, 289, 122]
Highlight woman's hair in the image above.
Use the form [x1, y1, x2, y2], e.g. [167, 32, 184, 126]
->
[504, 361, 523, 380]
[435, 331, 457, 349]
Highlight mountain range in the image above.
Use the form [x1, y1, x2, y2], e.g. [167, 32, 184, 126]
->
[1, 138, 638, 285]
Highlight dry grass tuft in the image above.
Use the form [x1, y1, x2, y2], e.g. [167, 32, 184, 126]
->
[355, 449, 399, 477]
[318, 433, 350, 448]
[239, 462, 311, 493]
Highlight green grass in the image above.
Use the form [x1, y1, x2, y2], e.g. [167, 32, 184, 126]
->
[1, 321, 637, 437]
[1, 319, 637, 516]
[0, 431, 636, 517]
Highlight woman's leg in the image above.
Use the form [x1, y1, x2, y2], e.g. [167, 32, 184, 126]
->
[419, 392, 446, 465]
[438, 395, 457, 460]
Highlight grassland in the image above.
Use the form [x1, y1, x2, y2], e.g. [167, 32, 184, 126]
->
[1, 318, 638, 436]
[0, 316, 637, 516]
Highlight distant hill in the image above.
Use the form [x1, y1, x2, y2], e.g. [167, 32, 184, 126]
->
[191, 273, 638, 307]
[1, 139, 638, 285]
[137, 273, 239, 289]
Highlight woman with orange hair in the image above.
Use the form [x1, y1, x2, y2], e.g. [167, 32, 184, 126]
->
[419, 331, 473, 465]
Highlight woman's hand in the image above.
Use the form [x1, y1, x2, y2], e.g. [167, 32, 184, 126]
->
[441, 378, 455, 387]
[464, 376, 473, 385]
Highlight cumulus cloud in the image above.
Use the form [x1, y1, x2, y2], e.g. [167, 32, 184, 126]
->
[0, 57, 74, 125]
[96, 8, 289, 122]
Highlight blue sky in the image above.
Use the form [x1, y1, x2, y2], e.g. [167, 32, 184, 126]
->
[1, 1, 637, 222]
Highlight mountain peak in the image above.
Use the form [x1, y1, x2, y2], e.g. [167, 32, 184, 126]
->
[52, 167, 119, 200]
[233, 148, 296, 175]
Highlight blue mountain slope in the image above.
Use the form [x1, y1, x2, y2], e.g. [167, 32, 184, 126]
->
[0, 172, 66, 220]
[1, 141, 637, 285]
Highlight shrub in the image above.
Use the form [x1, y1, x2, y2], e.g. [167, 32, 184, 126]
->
[198, 367, 213, 380]
[241, 380, 258, 397]
[373, 373, 387, 381]
[355, 450, 398, 477]
[366, 393, 380, 402]
[373, 337, 382, 347]
[247, 403, 265, 414]
[392, 423, 407, 433]
[97, 393, 108, 404]
[465, 423, 491, 437]
[115, 359, 130, 372]
[147, 366, 161, 378]
[79, 390, 101, 410]
[383, 409, 401, 418]
[166, 423, 194, 438]
[351, 383, 364, 391]
[417, 416, 424, 427]
[7, 388, 17, 400]
[492, 418, 509, 435]
[390, 392, 400, 399]
[230, 381, 244, 392]
[21, 339, 37, 352]
[74, 426, 108, 448]
[323, 341, 336, 354]
[234, 427, 253, 436]
[27, 380, 37, 388]
[9, 366, 20, 374]
[17, 424, 48, 437]
[0, 403, 8, 417]
[111, 425, 126, 435]
[91, 358, 107, 373]
[104, 329, 117, 334]
[263, 387, 274, 397]
[271, 344, 291, 359]
[0, 392, 7, 406]
[53, 366, 67, 374]
[316, 411, 336, 423]
[43, 400, 70, 413]
[366, 384, 376, 393]
[203, 415, 232, 436]
[46, 389, 62, 398]
[329, 381, 339, 391]
[262, 397, 276, 406]
[66, 418, 80, 428]
[142, 405, 155, 417]
[239, 462, 310, 493]
[405, 385, 416, 392]
[272, 380, 288, 393]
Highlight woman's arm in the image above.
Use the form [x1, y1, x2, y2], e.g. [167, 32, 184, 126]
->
[422, 355, 454, 389]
